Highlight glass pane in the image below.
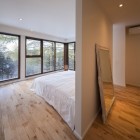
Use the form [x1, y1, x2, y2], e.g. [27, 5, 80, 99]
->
[68, 43, 75, 70]
[0, 34, 19, 81]
[56, 43, 64, 70]
[26, 39, 41, 55]
[26, 58, 41, 76]
[43, 41, 55, 72]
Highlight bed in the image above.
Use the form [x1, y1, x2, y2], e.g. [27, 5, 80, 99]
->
[31, 70, 75, 130]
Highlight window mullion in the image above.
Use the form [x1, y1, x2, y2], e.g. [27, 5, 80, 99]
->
[54, 42, 56, 71]
[41, 40, 43, 74]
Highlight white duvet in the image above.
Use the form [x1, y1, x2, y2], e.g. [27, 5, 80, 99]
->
[31, 71, 75, 130]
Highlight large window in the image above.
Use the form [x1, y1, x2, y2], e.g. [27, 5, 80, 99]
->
[68, 43, 75, 70]
[0, 33, 20, 82]
[26, 39, 41, 55]
[56, 43, 64, 70]
[0, 33, 75, 80]
[43, 41, 55, 72]
[26, 37, 65, 77]
[26, 38, 41, 76]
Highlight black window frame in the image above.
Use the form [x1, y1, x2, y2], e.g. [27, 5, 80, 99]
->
[55, 42, 65, 71]
[43, 40, 55, 73]
[68, 42, 76, 71]
[25, 36, 65, 77]
[0, 32, 20, 83]
[25, 37, 42, 77]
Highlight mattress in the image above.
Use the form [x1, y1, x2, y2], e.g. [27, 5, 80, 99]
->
[31, 70, 75, 130]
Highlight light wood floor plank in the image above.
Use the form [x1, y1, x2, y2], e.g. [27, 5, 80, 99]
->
[84, 85, 140, 140]
[0, 80, 77, 140]
[0, 81, 140, 140]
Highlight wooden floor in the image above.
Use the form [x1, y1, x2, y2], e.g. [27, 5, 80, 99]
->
[0, 81, 140, 140]
[0, 80, 77, 140]
[84, 85, 140, 140]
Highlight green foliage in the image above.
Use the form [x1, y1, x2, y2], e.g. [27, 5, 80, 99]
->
[26, 58, 41, 75]
[0, 35, 17, 46]
[68, 45, 75, 70]
[0, 52, 16, 79]
[0, 34, 18, 80]
[43, 46, 55, 71]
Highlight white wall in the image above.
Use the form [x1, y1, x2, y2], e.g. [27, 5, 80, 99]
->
[113, 24, 126, 87]
[0, 24, 66, 42]
[126, 33, 140, 87]
[75, 0, 82, 138]
[0, 24, 68, 86]
[75, 0, 113, 139]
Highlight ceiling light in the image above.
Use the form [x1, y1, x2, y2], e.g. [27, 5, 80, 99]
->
[19, 18, 23, 21]
[119, 4, 123, 7]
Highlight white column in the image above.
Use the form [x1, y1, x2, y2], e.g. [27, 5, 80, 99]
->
[113, 24, 126, 86]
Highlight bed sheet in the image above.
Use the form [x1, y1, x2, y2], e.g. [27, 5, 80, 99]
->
[31, 71, 75, 130]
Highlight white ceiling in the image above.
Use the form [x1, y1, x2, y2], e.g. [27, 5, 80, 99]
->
[0, 0, 75, 39]
[96, 0, 140, 27]
[0, 0, 140, 40]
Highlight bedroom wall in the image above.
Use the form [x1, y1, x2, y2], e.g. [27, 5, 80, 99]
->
[126, 33, 140, 87]
[113, 24, 126, 87]
[75, 0, 113, 139]
[0, 24, 69, 86]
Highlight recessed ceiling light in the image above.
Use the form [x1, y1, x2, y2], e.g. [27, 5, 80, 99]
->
[119, 4, 123, 7]
[19, 18, 23, 21]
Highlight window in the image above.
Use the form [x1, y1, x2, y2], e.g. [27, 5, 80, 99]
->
[26, 37, 65, 77]
[43, 41, 55, 72]
[26, 38, 41, 76]
[26, 39, 41, 55]
[68, 43, 75, 70]
[56, 43, 64, 70]
[0, 33, 20, 82]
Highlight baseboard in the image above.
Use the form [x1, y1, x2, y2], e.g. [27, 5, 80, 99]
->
[74, 107, 101, 140]
[0, 79, 23, 87]
[82, 107, 101, 139]
[0, 70, 63, 87]
[126, 84, 140, 88]
[114, 84, 126, 88]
